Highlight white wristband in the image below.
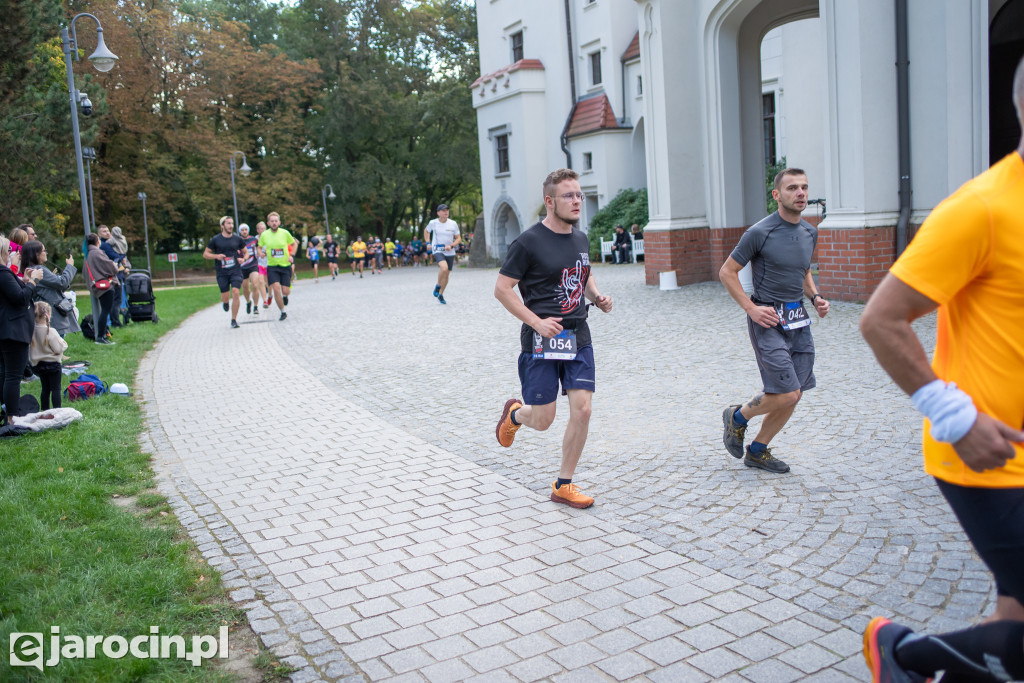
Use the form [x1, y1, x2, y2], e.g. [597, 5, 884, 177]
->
[911, 379, 978, 443]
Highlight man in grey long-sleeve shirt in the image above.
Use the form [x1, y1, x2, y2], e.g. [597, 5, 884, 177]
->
[717, 168, 830, 474]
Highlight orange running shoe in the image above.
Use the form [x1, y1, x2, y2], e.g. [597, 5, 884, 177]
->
[495, 398, 522, 447]
[863, 617, 929, 683]
[550, 481, 594, 509]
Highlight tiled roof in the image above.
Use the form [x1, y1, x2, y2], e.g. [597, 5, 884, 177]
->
[621, 31, 640, 62]
[471, 59, 545, 88]
[565, 94, 622, 138]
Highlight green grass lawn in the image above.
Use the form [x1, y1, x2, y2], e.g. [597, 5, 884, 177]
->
[1, 286, 283, 681]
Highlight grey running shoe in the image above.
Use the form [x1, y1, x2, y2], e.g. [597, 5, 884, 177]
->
[279, 311, 287, 321]
[230, 319, 239, 329]
[744, 447, 790, 473]
[722, 405, 746, 458]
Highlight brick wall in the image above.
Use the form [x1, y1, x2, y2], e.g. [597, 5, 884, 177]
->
[643, 229, 713, 286]
[709, 227, 747, 280]
[643, 222, 898, 301]
[817, 227, 896, 302]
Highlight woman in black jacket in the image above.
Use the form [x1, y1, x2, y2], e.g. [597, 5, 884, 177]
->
[0, 236, 43, 422]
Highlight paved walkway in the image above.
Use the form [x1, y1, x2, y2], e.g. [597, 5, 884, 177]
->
[137, 264, 993, 682]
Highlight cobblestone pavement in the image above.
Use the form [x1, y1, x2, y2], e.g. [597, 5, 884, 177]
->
[138, 263, 994, 682]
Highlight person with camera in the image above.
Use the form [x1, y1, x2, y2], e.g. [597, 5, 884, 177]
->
[85, 233, 119, 345]
[20, 241, 80, 337]
[0, 235, 42, 422]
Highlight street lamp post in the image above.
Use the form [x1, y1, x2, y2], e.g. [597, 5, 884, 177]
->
[138, 192, 152, 273]
[321, 184, 336, 234]
[82, 146, 97, 228]
[229, 151, 251, 230]
[60, 13, 118, 242]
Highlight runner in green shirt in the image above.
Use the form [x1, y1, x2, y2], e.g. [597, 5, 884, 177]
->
[256, 211, 296, 320]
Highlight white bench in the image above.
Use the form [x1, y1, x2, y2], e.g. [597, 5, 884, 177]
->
[600, 235, 644, 263]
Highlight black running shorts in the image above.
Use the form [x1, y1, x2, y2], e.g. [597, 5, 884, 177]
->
[216, 266, 243, 293]
[433, 253, 455, 270]
[266, 265, 292, 288]
[935, 478, 1024, 602]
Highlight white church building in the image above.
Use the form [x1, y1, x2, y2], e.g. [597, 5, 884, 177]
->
[471, 0, 1024, 300]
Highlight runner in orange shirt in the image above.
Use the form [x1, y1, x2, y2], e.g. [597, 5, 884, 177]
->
[859, 55, 1024, 683]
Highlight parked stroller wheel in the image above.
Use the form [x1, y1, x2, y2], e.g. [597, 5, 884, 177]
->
[152, 314, 159, 323]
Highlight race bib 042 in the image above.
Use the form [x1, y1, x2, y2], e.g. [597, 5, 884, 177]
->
[775, 301, 811, 330]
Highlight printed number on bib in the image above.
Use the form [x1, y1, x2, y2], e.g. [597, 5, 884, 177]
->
[271, 248, 285, 258]
[532, 330, 577, 360]
[222, 257, 236, 268]
[775, 301, 810, 330]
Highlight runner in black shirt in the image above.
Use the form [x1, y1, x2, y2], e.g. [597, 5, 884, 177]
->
[494, 168, 612, 509]
[238, 223, 262, 316]
[324, 234, 341, 280]
[203, 216, 247, 329]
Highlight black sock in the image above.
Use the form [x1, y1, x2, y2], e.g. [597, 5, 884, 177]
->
[556, 478, 572, 489]
[510, 409, 520, 426]
[896, 621, 1024, 681]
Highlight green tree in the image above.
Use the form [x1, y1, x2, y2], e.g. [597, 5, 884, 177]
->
[0, 0, 107, 236]
[766, 155, 787, 213]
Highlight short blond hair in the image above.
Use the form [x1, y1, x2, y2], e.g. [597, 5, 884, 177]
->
[542, 168, 579, 198]
[0, 236, 9, 265]
[267, 211, 280, 221]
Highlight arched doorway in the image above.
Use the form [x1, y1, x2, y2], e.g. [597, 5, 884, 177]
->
[492, 201, 522, 260]
[990, 0, 1024, 162]
[702, 0, 819, 229]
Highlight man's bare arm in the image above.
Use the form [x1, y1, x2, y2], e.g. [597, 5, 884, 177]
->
[859, 273, 939, 395]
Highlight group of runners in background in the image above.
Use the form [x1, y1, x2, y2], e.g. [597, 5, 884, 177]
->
[201, 204, 464, 326]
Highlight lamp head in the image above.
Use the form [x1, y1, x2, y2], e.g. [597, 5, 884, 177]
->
[88, 29, 118, 73]
[328, 190, 337, 200]
[239, 159, 252, 177]
[138, 192, 146, 200]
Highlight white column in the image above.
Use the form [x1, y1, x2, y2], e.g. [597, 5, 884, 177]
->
[819, 0, 900, 229]
[635, 0, 709, 232]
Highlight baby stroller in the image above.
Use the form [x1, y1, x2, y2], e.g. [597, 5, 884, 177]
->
[124, 269, 159, 323]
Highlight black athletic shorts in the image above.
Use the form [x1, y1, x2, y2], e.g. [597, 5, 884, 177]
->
[216, 266, 243, 293]
[266, 265, 292, 288]
[241, 265, 258, 279]
[935, 478, 1024, 602]
[327, 257, 338, 264]
[433, 252, 455, 270]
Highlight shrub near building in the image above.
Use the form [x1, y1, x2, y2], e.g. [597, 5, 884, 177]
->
[586, 188, 648, 257]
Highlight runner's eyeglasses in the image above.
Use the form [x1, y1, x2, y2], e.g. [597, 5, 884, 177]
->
[551, 192, 586, 201]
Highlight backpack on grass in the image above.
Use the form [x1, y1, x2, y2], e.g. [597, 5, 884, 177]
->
[64, 374, 107, 401]
[81, 314, 95, 341]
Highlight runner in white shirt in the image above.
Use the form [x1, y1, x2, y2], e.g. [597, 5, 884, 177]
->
[424, 203, 460, 305]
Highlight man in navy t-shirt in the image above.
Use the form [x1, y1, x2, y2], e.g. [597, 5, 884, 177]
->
[493, 168, 613, 509]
